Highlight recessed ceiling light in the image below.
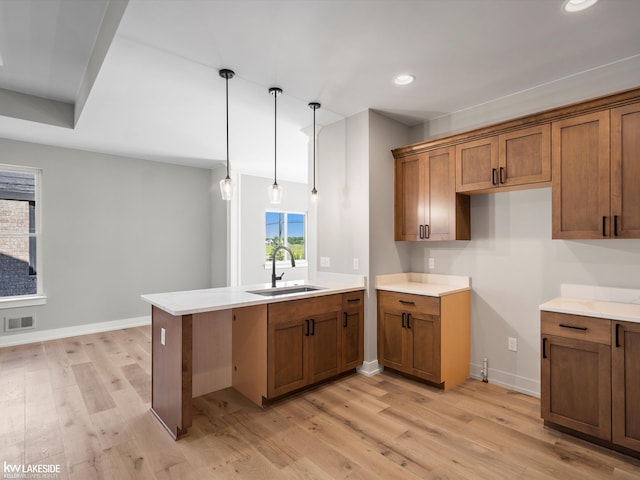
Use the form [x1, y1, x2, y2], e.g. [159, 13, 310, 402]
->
[394, 74, 415, 86]
[562, 0, 599, 12]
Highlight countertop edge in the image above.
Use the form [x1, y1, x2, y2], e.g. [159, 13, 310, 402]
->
[376, 285, 470, 297]
[540, 297, 640, 324]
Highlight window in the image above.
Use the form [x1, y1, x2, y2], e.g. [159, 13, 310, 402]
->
[265, 211, 306, 264]
[0, 165, 43, 305]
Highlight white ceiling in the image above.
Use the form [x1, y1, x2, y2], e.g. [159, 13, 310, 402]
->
[0, 0, 639, 183]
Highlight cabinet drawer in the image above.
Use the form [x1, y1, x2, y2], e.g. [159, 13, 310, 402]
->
[343, 290, 364, 310]
[541, 311, 610, 345]
[269, 294, 342, 324]
[378, 290, 440, 315]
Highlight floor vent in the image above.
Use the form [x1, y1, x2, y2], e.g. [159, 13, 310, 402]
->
[5, 316, 35, 332]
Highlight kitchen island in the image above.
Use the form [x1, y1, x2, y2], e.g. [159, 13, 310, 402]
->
[141, 273, 365, 439]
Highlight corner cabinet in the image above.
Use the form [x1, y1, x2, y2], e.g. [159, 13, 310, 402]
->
[552, 101, 640, 239]
[267, 292, 364, 399]
[394, 147, 470, 241]
[377, 289, 470, 390]
[541, 311, 640, 457]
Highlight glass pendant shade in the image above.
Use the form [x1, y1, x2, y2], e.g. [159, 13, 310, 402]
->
[269, 183, 282, 204]
[220, 176, 233, 200]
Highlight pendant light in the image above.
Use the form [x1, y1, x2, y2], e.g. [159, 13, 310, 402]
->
[269, 87, 283, 204]
[309, 102, 321, 199]
[219, 68, 235, 201]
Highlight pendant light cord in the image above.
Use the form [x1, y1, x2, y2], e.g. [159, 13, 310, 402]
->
[274, 90, 278, 185]
[225, 74, 230, 179]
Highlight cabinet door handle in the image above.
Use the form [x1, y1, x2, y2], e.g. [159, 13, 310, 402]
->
[615, 323, 621, 347]
[419, 225, 424, 239]
[614, 215, 619, 236]
[344, 312, 348, 328]
[425, 224, 430, 239]
[401, 312, 406, 328]
[602, 216, 607, 237]
[305, 319, 310, 336]
[500, 167, 506, 184]
[559, 323, 588, 332]
[407, 313, 412, 329]
[310, 318, 315, 336]
[492, 168, 498, 186]
[399, 300, 416, 306]
[542, 337, 547, 359]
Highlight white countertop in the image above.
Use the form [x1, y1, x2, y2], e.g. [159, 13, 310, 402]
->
[375, 273, 470, 297]
[141, 273, 366, 316]
[540, 283, 640, 324]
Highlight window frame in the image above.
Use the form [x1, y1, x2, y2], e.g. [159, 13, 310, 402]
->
[0, 164, 46, 309]
[264, 210, 308, 268]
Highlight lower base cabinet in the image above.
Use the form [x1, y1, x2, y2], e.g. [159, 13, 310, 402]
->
[267, 291, 364, 399]
[541, 311, 640, 456]
[377, 289, 470, 390]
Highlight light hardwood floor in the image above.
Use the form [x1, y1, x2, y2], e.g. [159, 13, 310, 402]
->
[1, 326, 640, 479]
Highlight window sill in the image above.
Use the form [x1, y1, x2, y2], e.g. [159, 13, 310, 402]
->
[264, 261, 308, 269]
[0, 295, 47, 309]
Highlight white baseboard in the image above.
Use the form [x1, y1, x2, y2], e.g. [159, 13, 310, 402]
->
[357, 360, 383, 377]
[469, 361, 540, 398]
[0, 316, 151, 348]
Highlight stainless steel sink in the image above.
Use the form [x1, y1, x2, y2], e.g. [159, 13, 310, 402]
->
[248, 285, 325, 297]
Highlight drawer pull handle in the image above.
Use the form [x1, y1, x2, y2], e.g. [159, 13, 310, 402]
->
[399, 300, 416, 306]
[347, 298, 361, 303]
[559, 323, 588, 331]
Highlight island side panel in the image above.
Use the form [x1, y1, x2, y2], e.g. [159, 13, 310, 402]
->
[232, 305, 267, 406]
[440, 290, 471, 390]
[192, 310, 233, 397]
[151, 306, 193, 439]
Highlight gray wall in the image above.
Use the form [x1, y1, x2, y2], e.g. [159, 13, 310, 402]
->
[238, 173, 308, 285]
[0, 137, 213, 334]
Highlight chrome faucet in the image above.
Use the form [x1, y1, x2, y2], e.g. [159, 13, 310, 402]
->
[271, 245, 295, 287]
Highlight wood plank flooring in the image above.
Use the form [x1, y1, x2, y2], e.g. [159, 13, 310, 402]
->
[1, 326, 640, 479]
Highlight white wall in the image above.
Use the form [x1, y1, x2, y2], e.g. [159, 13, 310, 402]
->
[237, 173, 308, 285]
[0, 137, 213, 335]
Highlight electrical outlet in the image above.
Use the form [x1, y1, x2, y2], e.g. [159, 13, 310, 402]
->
[428, 257, 435, 269]
[508, 337, 517, 352]
[353, 258, 359, 270]
[320, 257, 330, 267]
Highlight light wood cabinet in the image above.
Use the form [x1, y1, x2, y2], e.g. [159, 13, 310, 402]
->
[612, 321, 640, 452]
[267, 292, 364, 399]
[455, 124, 551, 193]
[540, 311, 611, 440]
[394, 147, 470, 241]
[377, 289, 469, 390]
[552, 102, 640, 239]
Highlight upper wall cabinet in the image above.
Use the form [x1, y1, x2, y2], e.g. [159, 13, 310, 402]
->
[394, 147, 470, 241]
[455, 124, 551, 193]
[552, 101, 640, 239]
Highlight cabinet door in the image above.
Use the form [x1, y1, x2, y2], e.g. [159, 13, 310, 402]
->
[498, 124, 551, 188]
[268, 316, 308, 398]
[426, 147, 464, 240]
[407, 312, 441, 383]
[308, 312, 340, 384]
[395, 155, 426, 241]
[341, 292, 364, 372]
[552, 111, 610, 239]
[541, 334, 611, 440]
[612, 321, 640, 451]
[455, 136, 498, 192]
[378, 308, 407, 371]
[611, 102, 640, 239]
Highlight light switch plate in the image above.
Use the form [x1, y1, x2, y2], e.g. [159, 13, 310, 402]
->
[320, 257, 330, 267]
[508, 337, 517, 352]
